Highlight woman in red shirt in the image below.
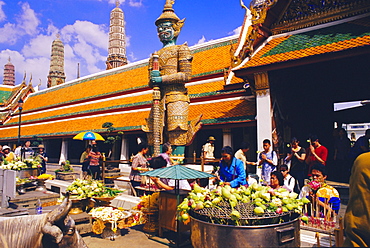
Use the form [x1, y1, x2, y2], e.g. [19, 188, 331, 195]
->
[88, 145, 102, 180]
[306, 135, 328, 177]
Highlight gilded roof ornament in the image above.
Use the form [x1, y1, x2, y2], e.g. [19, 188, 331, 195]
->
[155, 0, 180, 26]
[116, 0, 120, 8]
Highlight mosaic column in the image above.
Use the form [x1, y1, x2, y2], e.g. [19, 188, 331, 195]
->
[151, 53, 161, 156]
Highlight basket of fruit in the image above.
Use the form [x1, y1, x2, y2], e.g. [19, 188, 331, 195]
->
[179, 183, 310, 248]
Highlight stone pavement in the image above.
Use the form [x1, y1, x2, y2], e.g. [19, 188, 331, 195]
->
[82, 225, 185, 248]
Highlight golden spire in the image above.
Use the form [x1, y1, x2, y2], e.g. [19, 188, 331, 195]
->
[116, 0, 120, 8]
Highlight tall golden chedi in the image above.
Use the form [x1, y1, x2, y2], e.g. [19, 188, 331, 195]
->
[106, 0, 127, 69]
[3, 57, 15, 86]
[142, 0, 202, 156]
[47, 34, 65, 88]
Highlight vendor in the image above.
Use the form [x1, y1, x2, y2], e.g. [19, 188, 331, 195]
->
[130, 142, 150, 191]
[21, 140, 34, 160]
[159, 142, 178, 166]
[150, 156, 191, 191]
[268, 171, 290, 194]
[3, 145, 15, 162]
[217, 146, 246, 188]
[35, 144, 48, 174]
[299, 163, 340, 215]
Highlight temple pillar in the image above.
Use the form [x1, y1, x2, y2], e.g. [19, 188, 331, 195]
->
[120, 137, 129, 161]
[59, 139, 68, 164]
[222, 128, 232, 147]
[254, 71, 272, 179]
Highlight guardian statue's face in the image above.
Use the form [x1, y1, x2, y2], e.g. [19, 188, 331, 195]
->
[157, 21, 175, 43]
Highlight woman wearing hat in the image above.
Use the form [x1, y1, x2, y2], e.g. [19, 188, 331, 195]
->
[202, 136, 216, 160]
[3, 145, 15, 162]
[35, 144, 48, 174]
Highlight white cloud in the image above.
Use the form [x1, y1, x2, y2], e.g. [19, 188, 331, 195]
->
[229, 26, 242, 36]
[0, 49, 49, 89]
[0, 23, 18, 44]
[0, 2, 40, 44]
[0, 1, 6, 22]
[128, 0, 143, 7]
[196, 36, 206, 45]
[127, 51, 136, 62]
[17, 2, 40, 36]
[101, 0, 143, 7]
[61, 21, 108, 49]
[21, 34, 54, 58]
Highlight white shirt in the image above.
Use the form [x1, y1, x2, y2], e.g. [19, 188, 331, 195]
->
[247, 177, 258, 186]
[283, 174, 295, 192]
[161, 178, 191, 191]
[202, 143, 215, 159]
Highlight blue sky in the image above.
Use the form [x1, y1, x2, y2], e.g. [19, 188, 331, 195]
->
[0, 0, 250, 89]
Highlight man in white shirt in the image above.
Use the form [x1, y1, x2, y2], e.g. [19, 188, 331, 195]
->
[280, 164, 296, 193]
[202, 136, 215, 160]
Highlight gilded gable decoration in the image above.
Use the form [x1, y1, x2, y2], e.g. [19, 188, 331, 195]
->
[231, 0, 278, 68]
[272, 0, 370, 34]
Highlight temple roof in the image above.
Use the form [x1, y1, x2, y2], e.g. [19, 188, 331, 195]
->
[0, 36, 252, 140]
[0, 86, 15, 105]
[235, 15, 370, 74]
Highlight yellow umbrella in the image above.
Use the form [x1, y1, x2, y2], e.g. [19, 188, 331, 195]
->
[73, 131, 105, 141]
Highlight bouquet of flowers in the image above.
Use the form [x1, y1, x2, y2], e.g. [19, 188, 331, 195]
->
[134, 192, 160, 212]
[89, 207, 131, 234]
[0, 161, 27, 170]
[308, 180, 322, 194]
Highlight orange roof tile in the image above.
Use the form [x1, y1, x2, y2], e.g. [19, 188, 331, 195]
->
[0, 98, 255, 139]
[242, 20, 370, 69]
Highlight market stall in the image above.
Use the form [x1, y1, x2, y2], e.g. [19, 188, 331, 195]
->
[140, 165, 214, 245]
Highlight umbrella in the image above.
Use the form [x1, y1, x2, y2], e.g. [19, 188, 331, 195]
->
[73, 131, 105, 141]
[141, 164, 214, 180]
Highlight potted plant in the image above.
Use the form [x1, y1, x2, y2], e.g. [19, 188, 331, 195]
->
[55, 160, 75, 180]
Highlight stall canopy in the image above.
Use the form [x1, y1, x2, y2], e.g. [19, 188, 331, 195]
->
[141, 164, 214, 180]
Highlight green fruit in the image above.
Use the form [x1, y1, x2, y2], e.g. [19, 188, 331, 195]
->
[234, 193, 242, 201]
[204, 200, 212, 208]
[182, 213, 189, 221]
[230, 200, 237, 208]
[193, 184, 203, 193]
[289, 192, 298, 199]
[286, 204, 294, 211]
[195, 202, 204, 210]
[212, 197, 221, 205]
[301, 216, 308, 223]
[222, 187, 231, 199]
[230, 195, 237, 202]
[254, 206, 264, 216]
[301, 197, 310, 204]
[181, 204, 190, 211]
[282, 206, 288, 212]
[231, 210, 241, 221]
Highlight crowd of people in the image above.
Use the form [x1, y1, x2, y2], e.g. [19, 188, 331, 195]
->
[0, 140, 48, 174]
